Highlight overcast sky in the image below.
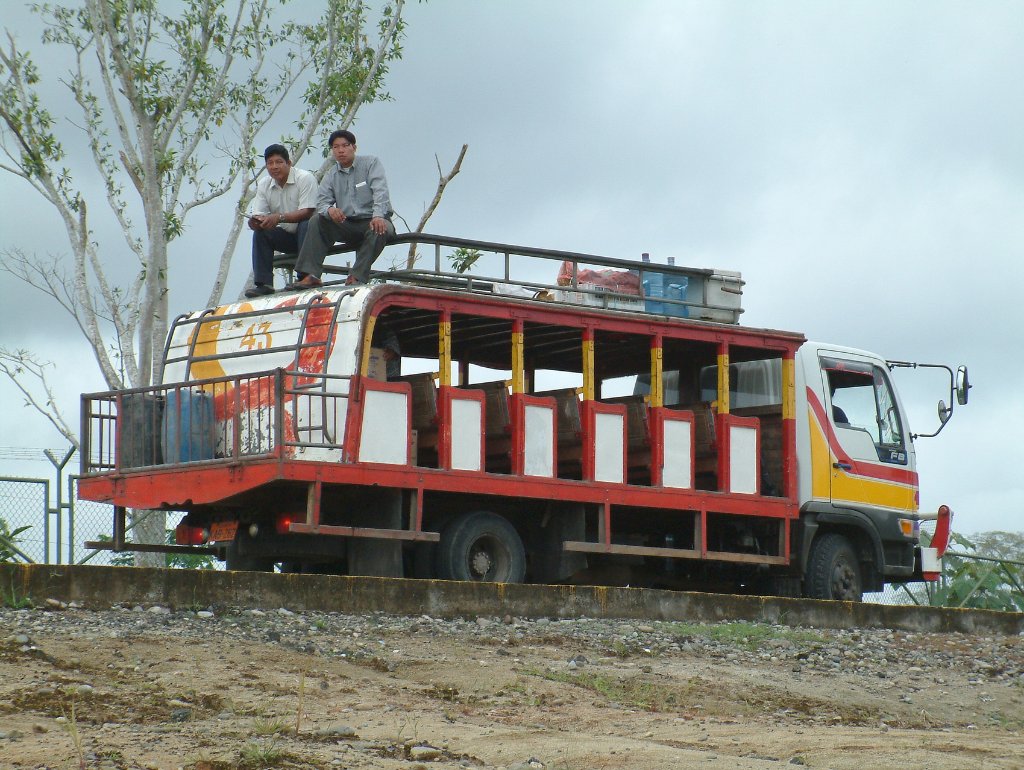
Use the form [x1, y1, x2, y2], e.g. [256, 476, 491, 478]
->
[1, 0, 1021, 537]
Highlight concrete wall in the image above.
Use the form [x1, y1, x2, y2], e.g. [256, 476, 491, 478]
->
[2, 564, 1021, 636]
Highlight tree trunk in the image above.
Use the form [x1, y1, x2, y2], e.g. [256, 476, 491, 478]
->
[131, 509, 165, 568]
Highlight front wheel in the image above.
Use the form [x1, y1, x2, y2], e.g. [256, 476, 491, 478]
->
[805, 533, 863, 601]
[436, 511, 526, 583]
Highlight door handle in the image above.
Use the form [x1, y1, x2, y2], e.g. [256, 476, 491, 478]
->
[833, 462, 852, 471]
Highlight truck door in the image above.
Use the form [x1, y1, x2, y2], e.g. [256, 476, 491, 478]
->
[818, 353, 917, 515]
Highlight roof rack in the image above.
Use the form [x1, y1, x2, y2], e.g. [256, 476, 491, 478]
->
[323, 232, 744, 324]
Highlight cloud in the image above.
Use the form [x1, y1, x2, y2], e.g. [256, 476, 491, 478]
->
[1, 0, 1021, 536]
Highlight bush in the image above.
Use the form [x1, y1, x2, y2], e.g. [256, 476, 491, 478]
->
[0, 518, 30, 563]
[925, 532, 1024, 612]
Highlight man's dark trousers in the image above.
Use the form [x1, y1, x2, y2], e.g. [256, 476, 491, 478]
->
[252, 219, 309, 286]
[295, 214, 395, 284]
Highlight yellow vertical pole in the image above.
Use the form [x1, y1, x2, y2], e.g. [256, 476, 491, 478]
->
[512, 320, 525, 394]
[782, 353, 797, 499]
[438, 311, 451, 387]
[582, 328, 595, 401]
[781, 356, 795, 422]
[717, 342, 730, 414]
[360, 314, 378, 375]
[650, 335, 663, 407]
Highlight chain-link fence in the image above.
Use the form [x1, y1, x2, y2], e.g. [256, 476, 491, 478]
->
[69, 477, 123, 566]
[0, 470, 191, 567]
[1, 474, 115, 565]
[0, 476, 50, 563]
[869, 551, 1024, 612]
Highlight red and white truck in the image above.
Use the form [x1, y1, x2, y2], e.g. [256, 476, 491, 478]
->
[79, 234, 968, 600]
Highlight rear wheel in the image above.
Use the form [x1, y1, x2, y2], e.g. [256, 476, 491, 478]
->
[437, 511, 526, 583]
[805, 533, 863, 601]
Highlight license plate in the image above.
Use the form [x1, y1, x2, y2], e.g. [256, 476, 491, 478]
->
[209, 520, 239, 543]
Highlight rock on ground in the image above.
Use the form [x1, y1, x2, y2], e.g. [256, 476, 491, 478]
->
[1, 604, 1022, 769]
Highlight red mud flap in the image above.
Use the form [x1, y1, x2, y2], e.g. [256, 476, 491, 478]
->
[919, 504, 953, 581]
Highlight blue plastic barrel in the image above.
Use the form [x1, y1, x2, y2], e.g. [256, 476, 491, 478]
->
[643, 270, 665, 314]
[161, 389, 216, 463]
[665, 278, 689, 317]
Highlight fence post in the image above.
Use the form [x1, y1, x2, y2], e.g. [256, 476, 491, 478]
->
[44, 447, 76, 564]
[66, 474, 78, 565]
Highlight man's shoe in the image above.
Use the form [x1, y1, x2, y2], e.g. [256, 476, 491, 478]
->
[244, 284, 275, 298]
[285, 275, 323, 291]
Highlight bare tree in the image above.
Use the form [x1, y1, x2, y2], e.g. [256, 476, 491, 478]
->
[0, 0, 406, 559]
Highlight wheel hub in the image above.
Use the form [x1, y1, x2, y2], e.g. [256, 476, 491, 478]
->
[833, 563, 857, 599]
[470, 549, 493, 577]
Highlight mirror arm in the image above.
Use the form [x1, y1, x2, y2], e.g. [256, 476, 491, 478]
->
[888, 360, 957, 439]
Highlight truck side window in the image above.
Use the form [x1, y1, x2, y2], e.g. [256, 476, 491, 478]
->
[824, 359, 906, 465]
[874, 368, 903, 448]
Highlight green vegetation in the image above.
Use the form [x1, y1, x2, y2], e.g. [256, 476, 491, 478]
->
[661, 621, 826, 650]
[251, 716, 288, 737]
[449, 247, 483, 274]
[162, 528, 217, 570]
[239, 738, 285, 767]
[523, 667, 686, 713]
[2, 575, 33, 609]
[60, 702, 86, 770]
[910, 532, 1024, 612]
[0, 518, 30, 564]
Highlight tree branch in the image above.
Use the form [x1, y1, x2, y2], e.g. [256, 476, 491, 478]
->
[86, 1, 144, 185]
[0, 349, 79, 449]
[338, 0, 406, 129]
[406, 144, 468, 268]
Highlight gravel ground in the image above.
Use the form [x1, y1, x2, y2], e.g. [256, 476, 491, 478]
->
[1, 601, 1023, 769]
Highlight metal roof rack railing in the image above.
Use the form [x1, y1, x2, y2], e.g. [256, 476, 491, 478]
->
[322, 232, 744, 322]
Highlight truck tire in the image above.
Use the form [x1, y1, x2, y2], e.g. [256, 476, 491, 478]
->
[437, 511, 526, 583]
[805, 533, 863, 601]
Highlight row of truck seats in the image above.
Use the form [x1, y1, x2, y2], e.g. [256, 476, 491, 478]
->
[389, 373, 783, 493]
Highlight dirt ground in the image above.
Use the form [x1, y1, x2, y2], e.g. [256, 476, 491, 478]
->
[1, 605, 1022, 770]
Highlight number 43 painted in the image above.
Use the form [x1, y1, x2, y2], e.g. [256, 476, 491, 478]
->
[240, 322, 272, 350]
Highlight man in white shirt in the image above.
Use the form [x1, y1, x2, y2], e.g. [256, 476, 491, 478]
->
[244, 144, 318, 297]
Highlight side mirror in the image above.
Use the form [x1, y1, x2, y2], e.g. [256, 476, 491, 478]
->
[887, 359, 969, 439]
[956, 365, 971, 406]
